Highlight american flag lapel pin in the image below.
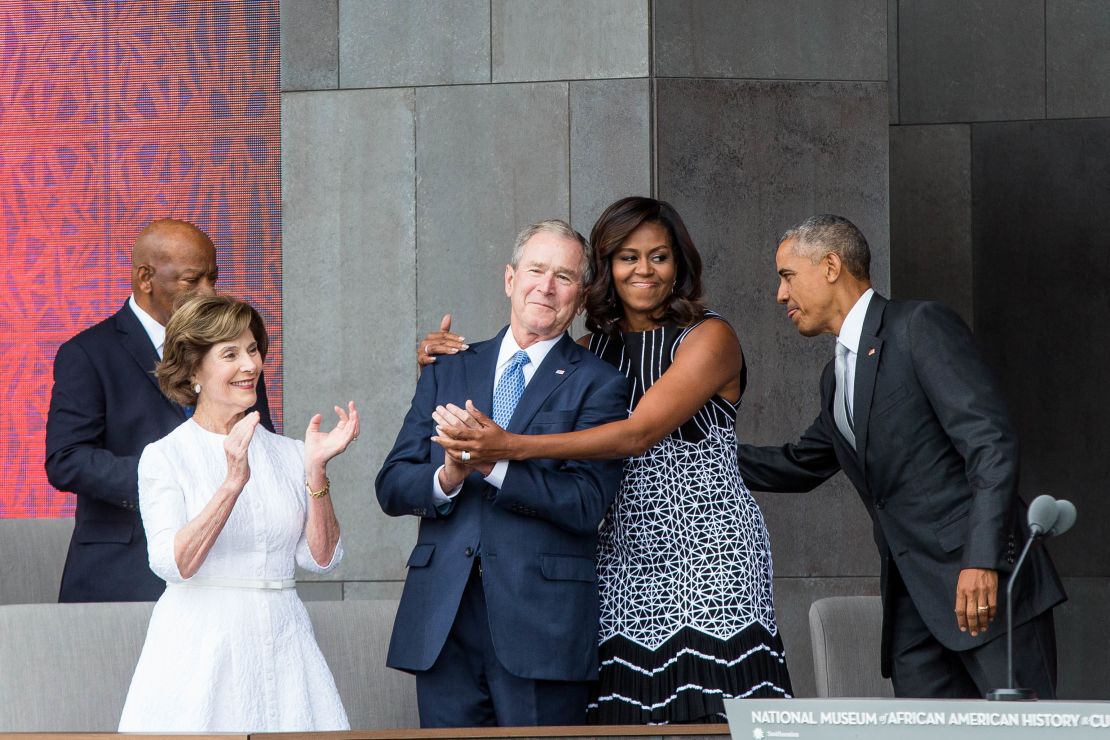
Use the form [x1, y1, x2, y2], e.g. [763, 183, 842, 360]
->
[867, 347, 877, 357]
[555, 368, 565, 375]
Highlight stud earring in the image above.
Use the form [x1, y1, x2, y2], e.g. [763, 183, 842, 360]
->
[193, 383, 201, 395]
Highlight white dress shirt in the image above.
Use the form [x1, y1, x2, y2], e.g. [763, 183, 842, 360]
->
[835, 288, 875, 419]
[128, 294, 167, 359]
[432, 331, 564, 502]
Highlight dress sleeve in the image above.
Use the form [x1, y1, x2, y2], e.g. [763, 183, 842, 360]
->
[292, 437, 344, 574]
[137, 443, 187, 584]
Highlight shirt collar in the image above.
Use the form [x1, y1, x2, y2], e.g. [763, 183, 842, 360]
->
[128, 294, 166, 358]
[497, 330, 562, 374]
[837, 288, 875, 355]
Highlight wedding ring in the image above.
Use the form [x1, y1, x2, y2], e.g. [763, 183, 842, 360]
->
[977, 606, 989, 611]
[425, 344, 431, 355]
[460, 451, 471, 462]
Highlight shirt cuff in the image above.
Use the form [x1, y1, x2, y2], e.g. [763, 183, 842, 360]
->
[483, 460, 509, 489]
[432, 465, 463, 504]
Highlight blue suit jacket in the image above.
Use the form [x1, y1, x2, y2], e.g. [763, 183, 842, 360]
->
[45, 301, 273, 602]
[375, 328, 629, 681]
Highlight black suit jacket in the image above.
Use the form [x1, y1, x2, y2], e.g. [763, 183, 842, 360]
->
[45, 301, 273, 602]
[740, 295, 1065, 670]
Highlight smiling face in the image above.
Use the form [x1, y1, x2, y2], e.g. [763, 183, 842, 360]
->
[192, 327, 263, 421]
[505, 231, 586, 347]
[775, 237, 839, 337]
[610, 221, 676, 331]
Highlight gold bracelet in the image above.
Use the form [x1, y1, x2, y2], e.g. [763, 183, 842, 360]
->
[306, 476, 330, 499]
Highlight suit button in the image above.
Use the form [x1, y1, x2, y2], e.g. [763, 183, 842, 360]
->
[464, 547, 474, 557]
[875, 499, 885, 509]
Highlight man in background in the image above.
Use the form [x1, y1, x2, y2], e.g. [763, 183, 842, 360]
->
[46, 218, 273, 602]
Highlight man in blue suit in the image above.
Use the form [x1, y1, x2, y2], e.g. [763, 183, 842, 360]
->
[45, 219, 273, 602]
[376, 220, 629, 727]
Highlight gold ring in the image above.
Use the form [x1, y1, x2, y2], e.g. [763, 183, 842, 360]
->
[977, 606, 990, 611]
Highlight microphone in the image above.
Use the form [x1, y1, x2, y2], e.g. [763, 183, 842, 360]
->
[1048, 500, 1076, 538]
[1026, 494, 1059, 536]
[987, 495, 1076, 701]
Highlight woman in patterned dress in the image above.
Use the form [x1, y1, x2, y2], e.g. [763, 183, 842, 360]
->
[424, 196, 792, 723]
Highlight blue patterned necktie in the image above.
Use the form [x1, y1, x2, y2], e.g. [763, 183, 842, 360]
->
[492, 350, 530, 428]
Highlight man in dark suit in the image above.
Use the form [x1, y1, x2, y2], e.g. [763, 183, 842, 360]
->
[376, 220, 629, 727]
[45, 218, 273, 602]
[739, 214, 1064, 698]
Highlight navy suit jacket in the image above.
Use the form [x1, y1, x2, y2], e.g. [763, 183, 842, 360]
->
[375, 328, 629, 681]
[45, 301, 273, 602]
[740, 295, 1064, 671]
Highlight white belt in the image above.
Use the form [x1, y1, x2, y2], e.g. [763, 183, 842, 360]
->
[178, 576, 296, 591]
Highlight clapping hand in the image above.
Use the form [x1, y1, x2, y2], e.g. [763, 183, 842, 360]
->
[304, 401, 360, 470]
[224, 411, 261, 489]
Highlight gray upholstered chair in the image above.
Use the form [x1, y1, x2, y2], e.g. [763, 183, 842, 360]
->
[0, 517, 73, 605]
[808, 595, 895, 697]
[306, 599, 418, 729]
[0, 597, 414, 732]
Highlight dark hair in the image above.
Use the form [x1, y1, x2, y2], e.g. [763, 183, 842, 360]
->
[780, 213, 871, 281]
[157, 295, 269, 406]
[584, 196, 705, 335]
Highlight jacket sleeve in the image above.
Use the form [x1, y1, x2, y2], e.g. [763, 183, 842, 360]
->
[45, 339, 140, 509]
[253, 374, 276, 433]
[738, 409, 843, 493]
[374, 362, 453, 519]
[493, 371, 630, 535]
[908, 301, 1018, 571]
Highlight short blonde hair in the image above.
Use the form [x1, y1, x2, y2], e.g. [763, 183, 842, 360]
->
[157, 295, 268, 407]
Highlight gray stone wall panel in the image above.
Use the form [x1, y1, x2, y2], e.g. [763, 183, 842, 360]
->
[416, 83, 571, 343]
[654, 0, 887, 81]
[491, 0, 649, 83]
[339, 0, 490, 88]
[655, 78, 889, 578]
[889, 124, 973, 325]
[898, 0, 1045, 123]
[1047, 0, 1110, 118]
[569, 78, 652, 234]
[280, 0, 338, 91]
[282, 89, 418, 582]
[971, 118, 1110, 578]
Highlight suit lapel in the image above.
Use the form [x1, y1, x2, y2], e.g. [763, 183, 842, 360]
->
[114, 303, 163, 394]
[462, 326, 505, 413]
[506, 333, 579, 433]
[852, 294, 888, 475]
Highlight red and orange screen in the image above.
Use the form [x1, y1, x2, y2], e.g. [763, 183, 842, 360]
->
[0, 1, 282, 518]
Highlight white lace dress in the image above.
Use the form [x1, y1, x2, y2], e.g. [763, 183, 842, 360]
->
[118, 420, 349, 733]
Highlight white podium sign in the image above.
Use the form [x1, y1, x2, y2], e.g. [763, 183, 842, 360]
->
[725, 698, 1110, 739]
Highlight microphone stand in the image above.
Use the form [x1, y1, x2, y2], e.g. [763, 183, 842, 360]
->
[986, 534, 1039, 701]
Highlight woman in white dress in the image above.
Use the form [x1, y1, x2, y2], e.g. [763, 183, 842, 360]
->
[118, 295, 358, 733]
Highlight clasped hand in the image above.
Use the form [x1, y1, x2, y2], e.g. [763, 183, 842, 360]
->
[431, 401, 508, 479]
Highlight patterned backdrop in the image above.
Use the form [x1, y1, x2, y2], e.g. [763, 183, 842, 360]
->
[0, 1, 282, 517]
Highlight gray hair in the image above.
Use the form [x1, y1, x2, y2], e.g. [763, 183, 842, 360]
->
[780, 214, 871, 281]
[511, 219, 594, 285]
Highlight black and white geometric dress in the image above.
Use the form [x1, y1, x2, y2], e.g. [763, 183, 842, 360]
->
[586, 311, 792, 724]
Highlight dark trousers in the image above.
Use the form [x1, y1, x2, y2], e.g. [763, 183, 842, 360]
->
[888, 567, 1057, 699]
[415, 562, 591, 728]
